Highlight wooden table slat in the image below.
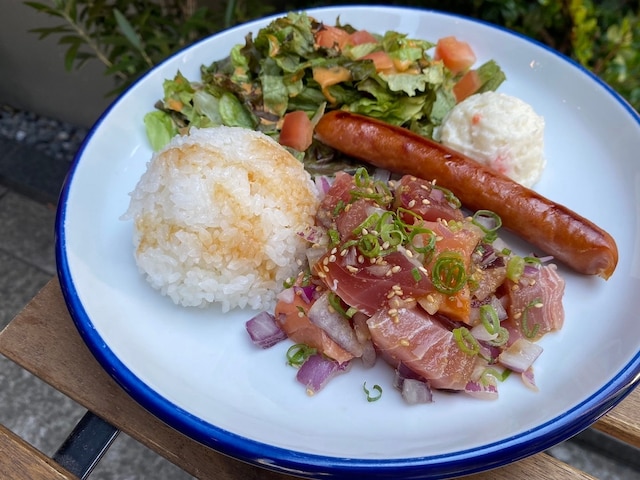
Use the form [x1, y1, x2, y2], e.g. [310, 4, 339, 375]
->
[0, 278, 633, 479]
[592, 387, 640, 449]
[0, 423, 79, 480]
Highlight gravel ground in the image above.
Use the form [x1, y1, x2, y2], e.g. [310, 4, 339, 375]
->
[0, 103, 87, 165]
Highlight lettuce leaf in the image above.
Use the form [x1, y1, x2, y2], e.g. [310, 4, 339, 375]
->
[145, 10, 506, 171]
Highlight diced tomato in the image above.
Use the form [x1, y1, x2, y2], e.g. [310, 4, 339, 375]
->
[453, 69, 482, 102]
[315, 25, 351, 50]
[361, 51, 394, 72]
[279, 110, 313, 151]
[274, 293, 354, 364]
[434, 36, 476, 75]
[349, 29, 377, 45]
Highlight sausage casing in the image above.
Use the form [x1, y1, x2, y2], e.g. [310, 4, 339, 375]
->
[315, 110, 618, 279]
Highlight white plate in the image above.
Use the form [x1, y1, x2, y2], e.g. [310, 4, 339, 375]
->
[56, 6, 640, 478]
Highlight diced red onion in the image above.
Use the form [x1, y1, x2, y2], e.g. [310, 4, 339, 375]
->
[465, 378, 499, 400]
[523, 264, 541, 276]
[490, 295, 508, 321]
[470, 323, 499, 342]
[478, 245, 500, 268]
[296, 354, 349, 395]
[393, 362, 422, 388]
[498, 338, 543, 373]
[491, 237, 510, 253]
[401, 378, 433, 404]
[373, 167, 392, 184]
[245, 311, 288, 349]
[521, 367, 538, 391]
[315, 175, 332, 196]
[352, 312, 377, 368]
[365, 264, 392, 277]
[307, 292, 364, 357]
[306, 245, 327, 269]
[473, 215, 496, 232]
[298, 225, 327, 244]
[342, 245, 358, 267]
[293, 285, 316, 304]
[276, 287, 295, 304]
[418, 294, 440, 315]
[393, 363, 433, 403]
[429, 187, 444, 201]
[359, 341, 377, 369]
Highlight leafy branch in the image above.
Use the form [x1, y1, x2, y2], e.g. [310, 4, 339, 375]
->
[24, 0, 275, 95]
[24, 0, 640, 111]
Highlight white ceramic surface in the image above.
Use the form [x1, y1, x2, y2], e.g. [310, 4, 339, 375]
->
[56, 6, 640, 478]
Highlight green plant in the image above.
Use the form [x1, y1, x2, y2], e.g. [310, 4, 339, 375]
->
[24, 0, 275, 95]
[25, 0, 640, 111]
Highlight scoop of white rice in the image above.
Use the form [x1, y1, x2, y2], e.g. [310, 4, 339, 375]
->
[439, 91, 546, 188]
[124, 126, 320, 312]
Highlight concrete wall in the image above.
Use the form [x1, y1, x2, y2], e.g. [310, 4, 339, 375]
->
[0, 2, 116, 128]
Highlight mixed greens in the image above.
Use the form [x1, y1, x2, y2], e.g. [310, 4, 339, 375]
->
[144, 11, 505, 175]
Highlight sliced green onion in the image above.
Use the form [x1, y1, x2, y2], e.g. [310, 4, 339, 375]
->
[452, 327, 480, 356]
[432, 185, 461, 209]
[524, 256, 542, 266]
[411, 267, 422, 282]
[506, 255, 525, 282]
[521, 298, 542, 338]
[489, 326, 509, 347]
[353, 167, 371, 188]
[395, 206, 423, 226]
[482, 367, 511, 383]
[351, 167, 393, 206]
[353, 211, 381, 236]
[332, 199, 346, 217]
[363, 382, 383, 402]
[472, 210, 502, 242]
[432, 252, 467, 295]
[328, 291, 348, 317]
[345, 306, 358, 318]
[380, 223, 405, 248]
[358, 233, 381, 257]
[286, 344, 316, 367]
[479, 304, 500, 334]
[479, 303, 509, 346]
[408, 227, 436, 256]
[327, 228, 340, 248]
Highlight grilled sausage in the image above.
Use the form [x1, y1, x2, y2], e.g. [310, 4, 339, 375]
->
[315, 110, 618, 279]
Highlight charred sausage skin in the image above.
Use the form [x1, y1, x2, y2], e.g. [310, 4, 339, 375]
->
[315, 110, 618, 279]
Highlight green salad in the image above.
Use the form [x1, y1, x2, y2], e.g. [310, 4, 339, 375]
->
[144, 12, 505, 176]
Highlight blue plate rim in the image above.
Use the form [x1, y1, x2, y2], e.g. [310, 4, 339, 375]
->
[55, 5, 640, 479]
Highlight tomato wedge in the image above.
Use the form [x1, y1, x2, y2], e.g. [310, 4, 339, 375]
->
[453, 69, 482, 102]
[434, 36, 476, 75]
[349, 29, 377, 45]
[361, 51, 394, 72]
[279, 110, 313, 151]
[315, 25, 351, 50]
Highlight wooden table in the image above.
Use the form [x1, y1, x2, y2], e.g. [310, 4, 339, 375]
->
[1, 278, 638, 479]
